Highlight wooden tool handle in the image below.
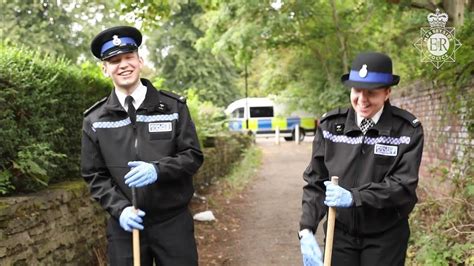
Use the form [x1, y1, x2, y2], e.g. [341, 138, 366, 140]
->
[324, 176, 339, 266]
[132, 206, 141, 266]
[132, 187, 140, 266]
[133, 226, 140, 266]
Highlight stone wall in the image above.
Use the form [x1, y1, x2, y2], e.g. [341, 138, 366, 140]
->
[0, 182, 107, 265]
[0, 133, 252, 265]
[391, 80, 473, 190]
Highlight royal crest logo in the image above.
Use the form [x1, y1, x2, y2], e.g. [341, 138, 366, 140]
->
[112, 35, 122, 46]
[414, 9, 462, 69]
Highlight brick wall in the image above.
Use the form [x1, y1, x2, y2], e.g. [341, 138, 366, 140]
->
[390, 80, 473, 192]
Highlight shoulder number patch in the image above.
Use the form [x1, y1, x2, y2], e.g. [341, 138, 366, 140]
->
[374, 144, 398, 157]
[149, 122, 172, 133]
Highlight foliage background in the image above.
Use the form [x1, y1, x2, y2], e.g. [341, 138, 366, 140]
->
[1, 0, 473, 263]
[0, 44, 110, 194]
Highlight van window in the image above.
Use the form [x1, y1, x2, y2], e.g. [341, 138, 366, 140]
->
[231, 107, 245, 118]
[250, 106, 274, 118]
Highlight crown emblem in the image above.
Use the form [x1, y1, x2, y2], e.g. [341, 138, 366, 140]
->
[359, 64, 368, 78]
[427, 9, 448, 28]
[112, 35, 122, 46]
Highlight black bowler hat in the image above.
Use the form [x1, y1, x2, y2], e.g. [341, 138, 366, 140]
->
[341, 52, 400, 89]
[90, 26, 142, 60]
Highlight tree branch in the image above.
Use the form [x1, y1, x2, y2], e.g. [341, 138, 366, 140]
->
[410, 0, 441, 13]
[330, 0, 349, 73]
[311, 46, 336, 86]
[353, 5, 375, 34]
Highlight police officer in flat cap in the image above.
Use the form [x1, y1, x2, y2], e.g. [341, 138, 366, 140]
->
[82, 26, 203, 265]
[299, 52, 424, 265]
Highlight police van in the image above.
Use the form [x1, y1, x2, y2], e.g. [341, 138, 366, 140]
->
[225, 97, 317, 141]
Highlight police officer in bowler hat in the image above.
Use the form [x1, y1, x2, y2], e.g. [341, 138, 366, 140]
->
[82, 26, 203, 265]
[298, 52, 424, 265]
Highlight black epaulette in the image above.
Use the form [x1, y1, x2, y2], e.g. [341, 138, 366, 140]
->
[83, 97, 107, 116]
[159, 90, 186, 103]
[391, 106, 421, 127]
[320, 107, 349, 123]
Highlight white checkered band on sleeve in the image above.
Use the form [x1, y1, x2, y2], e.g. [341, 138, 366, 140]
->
[92, 118, 132, 129]
[322, 130, 410, 145]
[91, 113, 179, 130]
[136, 113, 179, 123]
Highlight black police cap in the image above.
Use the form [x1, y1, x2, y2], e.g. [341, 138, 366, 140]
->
[341, 52, 400, 90]
[90, 26, 142, 60]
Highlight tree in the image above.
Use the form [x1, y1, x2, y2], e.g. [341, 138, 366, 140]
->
[1, 0, 126, 62]
[196, 0, 471, 115]
[147, 2, 240, 106]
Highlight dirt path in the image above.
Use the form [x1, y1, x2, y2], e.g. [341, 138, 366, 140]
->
[193, 138, 324, 265]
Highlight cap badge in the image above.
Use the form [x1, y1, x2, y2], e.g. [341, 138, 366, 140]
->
[112, 35, 122, 46]
[359, 64, 368, 78]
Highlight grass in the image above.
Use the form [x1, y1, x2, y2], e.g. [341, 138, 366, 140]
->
[221, 145, 263, 197]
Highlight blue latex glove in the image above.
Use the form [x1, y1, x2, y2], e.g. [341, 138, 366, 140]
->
[324, 181, 353, 207]
[119, 206, 146, 232]
[124, 161, 158, 187]
[300, 230, 323, 266]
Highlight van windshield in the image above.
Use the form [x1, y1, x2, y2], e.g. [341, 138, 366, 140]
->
[231, 107, 245, 118]
[250, 106, 274, 118]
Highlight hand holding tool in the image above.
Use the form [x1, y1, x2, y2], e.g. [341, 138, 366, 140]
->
[119, 206, 145, 232]
[125, 161, 158, 187]
[323, 180, 353, 208]
[299, 229, 323, 266]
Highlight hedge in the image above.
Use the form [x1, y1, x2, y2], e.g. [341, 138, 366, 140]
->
[0, 44, 111, 195]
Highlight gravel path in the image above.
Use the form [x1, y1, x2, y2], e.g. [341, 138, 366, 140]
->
[222, 138, 324, 265]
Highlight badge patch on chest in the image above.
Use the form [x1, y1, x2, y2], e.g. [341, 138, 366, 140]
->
[335, 123, 344, 134]
[374, 144, 398, 156]
[149, 122, 172, 132]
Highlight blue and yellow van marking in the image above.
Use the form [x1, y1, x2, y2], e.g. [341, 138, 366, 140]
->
[228, 117, 315, 132]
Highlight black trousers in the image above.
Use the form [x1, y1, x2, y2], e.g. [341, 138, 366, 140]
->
[106, 209, 198, 266]
[326, 219, 410, 266]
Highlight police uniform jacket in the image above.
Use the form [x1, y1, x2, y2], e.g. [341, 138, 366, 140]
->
[81, 79, 203, 224]
[300, 102, 423, 235]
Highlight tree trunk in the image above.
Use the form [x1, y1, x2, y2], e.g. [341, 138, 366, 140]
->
[443, 0, 464, 26]
[329, 0, 349, 73]
[312, 47, 336, 86]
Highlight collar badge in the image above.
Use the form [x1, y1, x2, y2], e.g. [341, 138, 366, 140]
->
[335, 123, 344, 133]
[156, 102, 168, 113]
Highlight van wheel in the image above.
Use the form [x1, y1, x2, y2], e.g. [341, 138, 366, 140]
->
[284, 128, 305, 141]
[298, 128, 306, 141]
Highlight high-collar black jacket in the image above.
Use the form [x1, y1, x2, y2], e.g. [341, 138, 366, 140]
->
[300, 102, 424, 235]
[81, 79, 203, 224]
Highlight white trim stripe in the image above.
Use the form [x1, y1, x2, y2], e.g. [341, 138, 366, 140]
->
[93, 118, 131, 129]
[137, 113, 179, 122]
[322, 130, 410, 145]
[92, 113, 179, 129]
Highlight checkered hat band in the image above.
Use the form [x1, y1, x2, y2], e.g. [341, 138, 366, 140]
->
[322, 130, 411, 145]
[92, 113, 179, 130]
